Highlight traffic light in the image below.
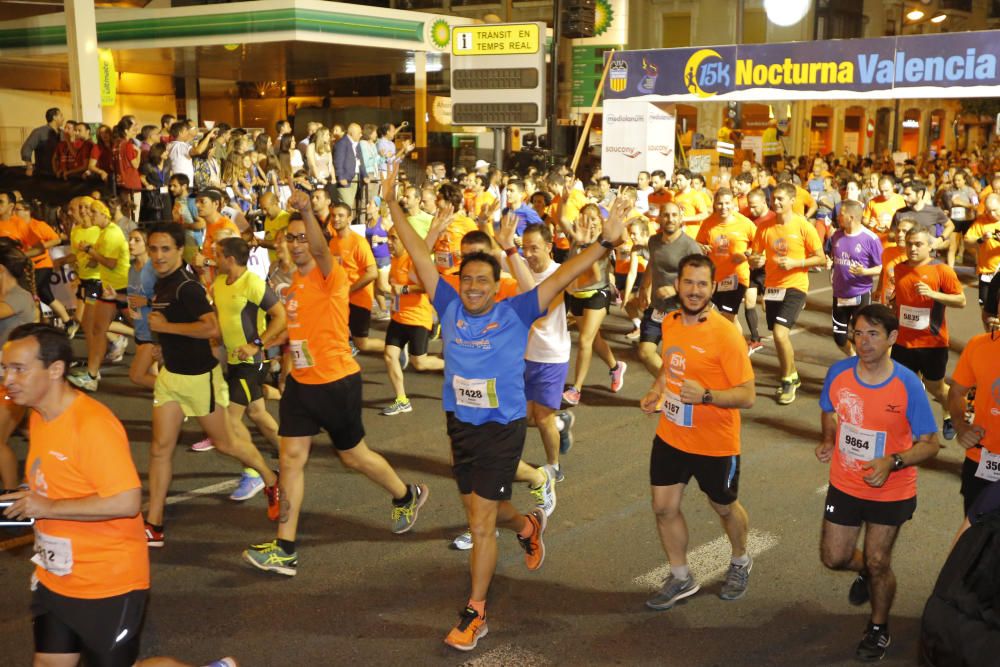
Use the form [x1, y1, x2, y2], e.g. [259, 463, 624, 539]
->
[562, 0, 595, 39]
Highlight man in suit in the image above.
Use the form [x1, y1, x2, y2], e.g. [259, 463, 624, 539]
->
[334, 123, 368, 214]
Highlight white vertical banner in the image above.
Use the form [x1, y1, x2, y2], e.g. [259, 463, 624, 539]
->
[602, 100, 675, 184]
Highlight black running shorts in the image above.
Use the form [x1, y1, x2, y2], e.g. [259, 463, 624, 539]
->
[385, 320, 430, 357]
[348, 303, 371, 339]
[649, 436, 740, 506]
[890, 345, 948, 383]
[447, 412, 526, 501]
[712, 284, 747, 315]
[32, 584, 147, 667]
[226, 362, 266, 407]
[823, 484, 915, 527]
[278, 372, 364, 450]
[763, 287, 807, 330]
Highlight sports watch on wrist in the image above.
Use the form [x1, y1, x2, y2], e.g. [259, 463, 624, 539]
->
[702, 389, 713, 404]
[891, 453, 904, 471]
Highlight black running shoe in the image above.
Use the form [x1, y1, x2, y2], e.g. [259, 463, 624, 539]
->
[855, 624, 890, 662]
[848, 571, 870, 606]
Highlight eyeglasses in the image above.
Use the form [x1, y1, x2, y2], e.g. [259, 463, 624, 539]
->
[286, 233, 309, 244]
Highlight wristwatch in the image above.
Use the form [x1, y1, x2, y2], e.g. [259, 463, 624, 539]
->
[401, 285, 410, 295]
[702, 389, 713, 405]
[891, 453, 905, 471]
[599, 237, 623, 250]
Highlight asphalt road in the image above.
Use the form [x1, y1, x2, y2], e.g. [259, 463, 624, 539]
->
[0, 269, 982, 666]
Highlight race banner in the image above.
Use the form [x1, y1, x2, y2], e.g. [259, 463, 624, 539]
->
[602, 100, 675, 184]
[604, 30, 1000, 102]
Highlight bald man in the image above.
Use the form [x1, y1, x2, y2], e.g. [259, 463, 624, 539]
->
[334, 122, 369, 212]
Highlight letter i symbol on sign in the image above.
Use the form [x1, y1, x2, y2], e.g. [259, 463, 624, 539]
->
[459, 33, 472, 50]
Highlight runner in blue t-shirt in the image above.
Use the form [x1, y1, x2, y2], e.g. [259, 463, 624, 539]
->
[126, 228, 159, 390]
[385, 162, 628, 653]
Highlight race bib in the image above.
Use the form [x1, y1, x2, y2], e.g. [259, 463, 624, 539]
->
[763, 287, 786, 301]
[453, 375, 499, 409]
[651, 309, 666, 323]
[879, 212, 892, 229]
[661, 391, 693, 428]
[435, 251, 454, 269]
[981, 273, 994, 284]
[289, 340, 315, 369]
[975, 450, 1000, 482]
[838, 422, 886, 462]
[951, 206, 968, 221]
[31, 531, 73, 577]
[899, 305, 931, 330]
[718, 274, 739, 292]
[837, 295, 862, 307]
[159, 186, 168, 194]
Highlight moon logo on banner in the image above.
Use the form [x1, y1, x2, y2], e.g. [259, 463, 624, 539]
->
[684, 48, 724, 98]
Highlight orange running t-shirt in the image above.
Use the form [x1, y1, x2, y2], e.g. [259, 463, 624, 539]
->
[329, 230, 376, 311]
[751, 213, 822, 293]
[647, 189, 673, 220]
[874, 244, 907, 305]
[202, 217, 240, 262]
[285, 262, 361, 384]
[655, 309, 755, 457]
[696, 213, 757, 288]
[26, 219, 58, 270]
[965, 217, 1000, 275]
[863, 194, 906, 244]
[892, 261, 962, 348]
[674, 189, 707, 238]
[952, 333, 1000, 465]
[25, 393, 149, 599]
[433, 215, 478, 274]
[792, 186, 815, 217]
[0, 216, 32, 248]
[389, 253, 433, 330]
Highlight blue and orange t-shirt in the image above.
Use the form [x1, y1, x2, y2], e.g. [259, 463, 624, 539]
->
[820, 357, 937, 502]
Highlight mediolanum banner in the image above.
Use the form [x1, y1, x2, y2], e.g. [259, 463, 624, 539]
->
[602, 100, 675, 184]
[604, 30, 1000, 102]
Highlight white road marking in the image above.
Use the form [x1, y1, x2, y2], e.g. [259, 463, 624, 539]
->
[163, 479, 239, 507]
[815, 483, 830, 495]
[633, 528, 779, 589]
[461, 644, 551, 666]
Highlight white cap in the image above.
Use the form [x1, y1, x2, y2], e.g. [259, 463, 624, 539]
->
[474, 159, 490, 169]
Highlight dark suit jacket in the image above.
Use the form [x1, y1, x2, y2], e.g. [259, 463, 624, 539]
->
[333, 136, 367, 184]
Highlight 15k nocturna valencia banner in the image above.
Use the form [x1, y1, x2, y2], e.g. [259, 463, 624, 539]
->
[605, 30, 1000, 102]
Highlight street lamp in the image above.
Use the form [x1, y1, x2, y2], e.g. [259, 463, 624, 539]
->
[763, 0, 811, 27]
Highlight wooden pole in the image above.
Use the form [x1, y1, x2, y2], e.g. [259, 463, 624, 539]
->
[570, 48, 615, 175]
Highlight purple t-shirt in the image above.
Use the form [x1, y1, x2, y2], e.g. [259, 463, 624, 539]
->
[830, 227, 883, 298]
[366, 216, 390, 260]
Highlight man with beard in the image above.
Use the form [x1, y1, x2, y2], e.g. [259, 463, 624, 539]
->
[639, 254, 756, 611]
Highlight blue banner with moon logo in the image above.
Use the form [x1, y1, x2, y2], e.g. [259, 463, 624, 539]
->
[605, 30, 1000, 101]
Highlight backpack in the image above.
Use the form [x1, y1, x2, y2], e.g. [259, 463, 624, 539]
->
[920, 507, 1000, 666]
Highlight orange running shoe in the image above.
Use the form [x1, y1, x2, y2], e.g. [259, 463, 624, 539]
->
[265, 474, 281, 522]
[444, 606, 488, 651]
[517, 508, 547, 571]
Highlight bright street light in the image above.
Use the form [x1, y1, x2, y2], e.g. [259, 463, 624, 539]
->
[762, 0, 810, 27]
